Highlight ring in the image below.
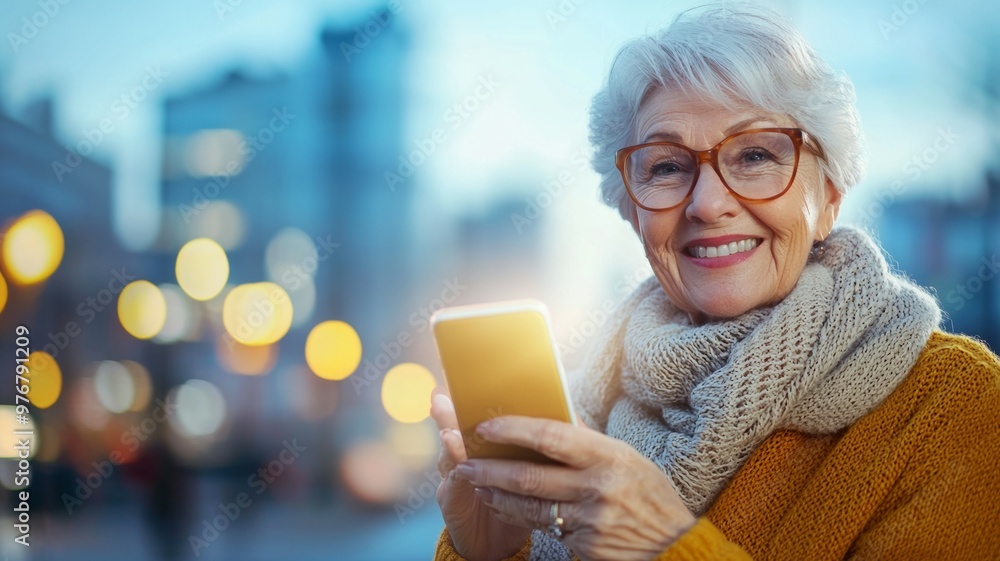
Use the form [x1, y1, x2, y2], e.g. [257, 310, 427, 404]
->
[546, 501, 566, 540]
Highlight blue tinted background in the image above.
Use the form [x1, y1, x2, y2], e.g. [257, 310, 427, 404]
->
[0, 0, 997, 559]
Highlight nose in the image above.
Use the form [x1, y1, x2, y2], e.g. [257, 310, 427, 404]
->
[683, 162, 741, 223]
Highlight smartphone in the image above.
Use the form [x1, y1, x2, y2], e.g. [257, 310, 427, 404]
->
[430, 299, 577, 464]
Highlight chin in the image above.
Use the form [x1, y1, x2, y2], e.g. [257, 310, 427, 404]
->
[687, 293, 760, 323]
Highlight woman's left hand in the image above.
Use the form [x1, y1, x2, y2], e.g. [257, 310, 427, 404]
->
[454, 416, 696, 561]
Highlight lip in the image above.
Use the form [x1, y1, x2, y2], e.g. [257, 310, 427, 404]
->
[681, 234, 763, 269]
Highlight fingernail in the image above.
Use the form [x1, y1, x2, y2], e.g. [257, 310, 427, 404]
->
[476, 419, 495, 437]
[473, 487, 494, 505]
[432, 393, 450, 411]
[455, 463, 474, 480]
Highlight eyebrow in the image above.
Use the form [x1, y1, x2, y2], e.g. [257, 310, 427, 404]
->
[639, 116, 776, 145]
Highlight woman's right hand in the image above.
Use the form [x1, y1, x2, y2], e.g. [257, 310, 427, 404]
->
[431, 387, 531, 561]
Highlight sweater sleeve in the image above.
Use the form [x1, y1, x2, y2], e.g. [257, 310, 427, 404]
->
[844, 342, 1000, 560]
[653, 517, 753, 561]
[434, 527, 533, 561]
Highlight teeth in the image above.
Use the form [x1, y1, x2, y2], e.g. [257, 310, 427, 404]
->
[688, 238, 758, 259]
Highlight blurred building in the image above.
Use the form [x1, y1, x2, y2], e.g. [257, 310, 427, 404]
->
[0, 107, 128, 371]
[874, 172, 1000, 350]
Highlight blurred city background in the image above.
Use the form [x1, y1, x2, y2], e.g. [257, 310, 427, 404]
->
[0, 0, 996, 559]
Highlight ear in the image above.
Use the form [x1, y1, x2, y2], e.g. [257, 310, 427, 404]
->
[816, 177, 842, 241]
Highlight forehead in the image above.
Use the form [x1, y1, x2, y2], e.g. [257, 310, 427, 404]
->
[634, 87, 792, 142]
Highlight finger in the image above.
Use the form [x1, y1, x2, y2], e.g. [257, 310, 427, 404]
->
[477, 416, 605, 468]
[487, 489, 584, 534]
[430, 391, 459, 432]
[437, 428, 468, 477]
[456, 458, 586, 501]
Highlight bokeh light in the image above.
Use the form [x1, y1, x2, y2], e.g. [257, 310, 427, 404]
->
[25, 351, 61, 409]
[265, 227, 317, 283]
[68, 377, 110, 431]
[339, 441, 407, 504]
[1, 210, 64, 284]
[155, 283, 201, 343]
[168, 379, 227, 438]
[0, 271, 7, 315]
[305, 320, 362, 381]
[387, 421, 438, 470]
[118, 280, 167, 339]
[0, 406, 37, 459]
[216, 335, 279, 376]
[190, 200, 246, 250]
[222, 282, 293, 346]
[185, 129, 246, 177]
[176, 238, 229, 301]
[381, 363, 437, 424]
[120, 360, 153, 412]
[94, 361, 136, 413]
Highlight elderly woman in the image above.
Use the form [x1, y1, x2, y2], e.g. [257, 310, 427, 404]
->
[430, 6, 1000, 561]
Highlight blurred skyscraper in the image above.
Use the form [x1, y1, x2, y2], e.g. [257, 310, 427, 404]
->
[156, 14, 413, 413]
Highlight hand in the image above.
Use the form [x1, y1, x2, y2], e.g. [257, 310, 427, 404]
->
[454, 416, 696, 561]
[430, 388, 530, 561]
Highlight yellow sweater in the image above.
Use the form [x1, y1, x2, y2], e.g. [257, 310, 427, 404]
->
[434, 331, 1000, 560]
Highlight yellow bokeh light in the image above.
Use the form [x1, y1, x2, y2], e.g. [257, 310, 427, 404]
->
[305, 320, 362, 381]
[25, 351, 61, 409]
[176, 238, 229, 301]
[222, 282, 293, 346]
[381, 363, 437, 424]
[0, 271, 7, 315]
[2, 210, 64, 284]
[0, 406, 37, 459]
[118, 281, 167, 339]
[387, 421, 438, 469]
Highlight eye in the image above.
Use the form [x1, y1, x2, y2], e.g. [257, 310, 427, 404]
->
[650, 161, 685, 175]
[738, 147, 776, 164]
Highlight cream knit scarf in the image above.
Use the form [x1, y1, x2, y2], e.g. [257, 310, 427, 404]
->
[530, 226, 940, 560]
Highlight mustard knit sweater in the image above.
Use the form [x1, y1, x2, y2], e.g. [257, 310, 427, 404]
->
[433, 331, 1000, 560]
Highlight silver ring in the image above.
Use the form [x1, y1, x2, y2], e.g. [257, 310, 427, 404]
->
[546, 501, 566, 540]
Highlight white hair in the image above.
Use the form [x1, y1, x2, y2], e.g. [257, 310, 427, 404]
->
[589, 4, 865, 221]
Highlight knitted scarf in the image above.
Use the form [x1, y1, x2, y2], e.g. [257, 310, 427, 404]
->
[530, 226, 941, 560]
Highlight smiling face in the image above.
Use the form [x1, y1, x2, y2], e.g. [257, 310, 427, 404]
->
[628, 88, 842, 324]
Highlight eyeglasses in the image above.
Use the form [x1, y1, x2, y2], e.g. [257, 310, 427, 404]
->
[615, 128, 822, 211]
